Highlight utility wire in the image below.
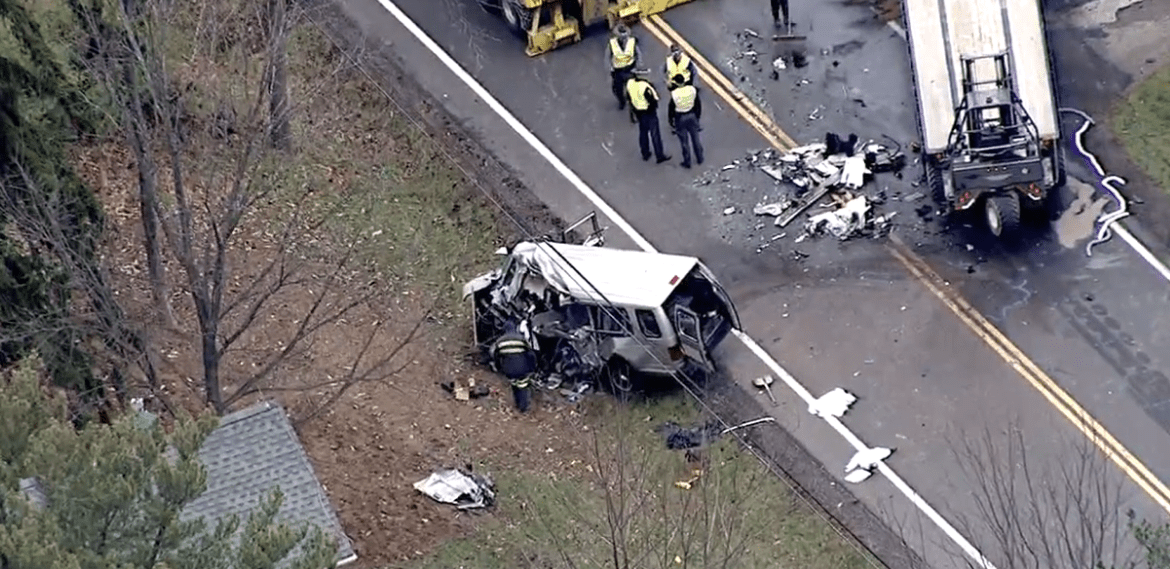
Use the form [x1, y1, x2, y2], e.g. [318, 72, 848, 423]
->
[299, 7, 887, 567]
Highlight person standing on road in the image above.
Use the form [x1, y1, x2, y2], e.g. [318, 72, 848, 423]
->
[668, 74, 704, 169]
[771, 0, 790, 26]
[490, 321, 536, 413]
[606, 23, 642, 110]
[663, 44, 696, 87]
[626, 70, 671, 164]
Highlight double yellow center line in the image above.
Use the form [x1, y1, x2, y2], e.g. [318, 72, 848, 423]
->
[640, 13, 1170, 515]
[642, 15, 796, 151]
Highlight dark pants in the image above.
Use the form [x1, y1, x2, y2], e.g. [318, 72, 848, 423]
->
[497, 351, 535, 378]
[771, 0, 789, 23]
[675, 113, 704, 167]
[511, 384, 531, 413]
[495, 350, 535, 412]
[635, 111, 668, 161]
[611, 66, 633, 108]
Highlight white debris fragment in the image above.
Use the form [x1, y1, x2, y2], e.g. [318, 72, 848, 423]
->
[753, 201, 790, 217]
[414, 469, 496, 509]
[761, 165, 785, 182]
[723, 206, 737, 215]
[844, 469, 873, 483]
[805, 196, 870, 239]
[844, 446, 893, 484]
[721, 164, 737, 171]
[772, 56, 786, 71]
[841, 155, 870, 189]
[808, 387, 857, 419]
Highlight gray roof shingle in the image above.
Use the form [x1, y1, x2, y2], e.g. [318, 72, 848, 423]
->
[180, 400, 356, 566]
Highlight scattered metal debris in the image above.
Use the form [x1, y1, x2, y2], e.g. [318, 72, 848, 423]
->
[657, 417, 777, 449]
[441, 378, 491, 401]
[658, 421, 724, 450]
[805, 195, 870, 240]
[808, 387, 856, 419]
[414, 469, 496, 509]
[753, 375, 779, 405]
[844, 447, 893, 484]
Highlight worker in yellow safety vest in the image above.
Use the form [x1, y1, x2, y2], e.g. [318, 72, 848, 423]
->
[667, 74, 704, 169]
[606, 23, 642, 110]
[626, 70, 671, 164]
[490, 322, 536, 412]
[663, 44, 697, 87]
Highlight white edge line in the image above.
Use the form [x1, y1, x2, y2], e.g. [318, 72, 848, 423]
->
[377, 2, 996, 569]
[1116, 225, 1170, 282]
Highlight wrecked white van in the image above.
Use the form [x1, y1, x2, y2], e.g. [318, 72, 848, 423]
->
[462, 239, 740, 393]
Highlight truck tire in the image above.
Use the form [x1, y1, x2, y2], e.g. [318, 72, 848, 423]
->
[985, 192, 1021, 239]
[926, 161, 946, 206]
[502, 0, 533, 37]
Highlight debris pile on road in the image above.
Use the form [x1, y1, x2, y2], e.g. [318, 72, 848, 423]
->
[720, 132, 907, 243]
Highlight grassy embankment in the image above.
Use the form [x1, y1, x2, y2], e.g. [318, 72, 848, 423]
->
[1114, 65, 1170, 196]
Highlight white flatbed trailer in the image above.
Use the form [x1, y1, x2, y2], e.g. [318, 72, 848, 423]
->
[902, 0, 1063, 238]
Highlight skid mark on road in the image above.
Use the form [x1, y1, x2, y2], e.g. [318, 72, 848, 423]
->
[1060, 295, 1170, 436]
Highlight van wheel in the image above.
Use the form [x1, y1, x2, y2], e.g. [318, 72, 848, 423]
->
[601, 360, 637, 395]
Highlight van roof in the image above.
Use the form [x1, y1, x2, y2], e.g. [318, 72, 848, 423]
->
[511, 241, 700, 307]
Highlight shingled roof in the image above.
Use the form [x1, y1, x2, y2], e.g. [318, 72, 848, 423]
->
[181, 400, 356, 566]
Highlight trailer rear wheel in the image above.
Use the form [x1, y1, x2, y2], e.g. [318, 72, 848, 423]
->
[985, 192, 1021, 239]
[926, 162, 946, 206]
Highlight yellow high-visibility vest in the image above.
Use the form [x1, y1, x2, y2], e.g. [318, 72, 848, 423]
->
[494, 338, 529, 355]
[626, 79, 655, 111]
[666, 54, 692, 84]
[610, 37, 636, 69]
[671, 85, 697, 113]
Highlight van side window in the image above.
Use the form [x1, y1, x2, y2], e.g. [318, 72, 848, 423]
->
[636, 309, 662, 338]
[592, 306, 630, 334]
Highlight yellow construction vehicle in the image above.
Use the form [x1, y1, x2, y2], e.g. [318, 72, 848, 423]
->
[478, 0, 698, 56]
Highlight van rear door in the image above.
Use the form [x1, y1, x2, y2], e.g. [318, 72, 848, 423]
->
[697, 264, 741, 330]
[673, 305, 712, 370]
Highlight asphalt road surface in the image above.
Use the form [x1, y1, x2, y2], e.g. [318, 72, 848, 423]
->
[323, 0, 1170, 566]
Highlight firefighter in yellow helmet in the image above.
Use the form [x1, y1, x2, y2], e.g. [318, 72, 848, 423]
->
[490, 320, 536, 412]
[625, 69, 671, 164]
[606, 23, 643, 110]
[663, 44, 697, 87]
[668, 74, 704, 169]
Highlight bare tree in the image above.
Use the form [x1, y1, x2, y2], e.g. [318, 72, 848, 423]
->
[264, 0, 292, 151]
[0, 161, 164, 416]
[70, 0, 411, 415]
[522, 402, 815, 569]
[892, 421, 1167, 569]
